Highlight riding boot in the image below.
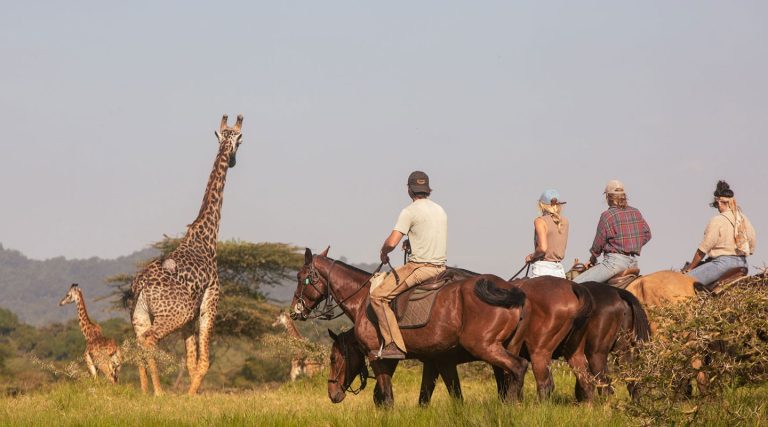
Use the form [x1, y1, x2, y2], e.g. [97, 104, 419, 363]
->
[369, 302, 406, 359]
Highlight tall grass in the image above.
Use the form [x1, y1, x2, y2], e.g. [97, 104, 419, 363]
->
[2, 362, 766, 426]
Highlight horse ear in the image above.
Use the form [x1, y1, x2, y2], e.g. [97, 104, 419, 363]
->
[328, 328, 338, 340]
[304, 248, 312, 265]
[320, 246, 330, 257]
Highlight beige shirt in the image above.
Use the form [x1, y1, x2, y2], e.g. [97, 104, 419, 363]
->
[698, 211, 757, 257]
[535, 214, 569, 262]
[394, 198, 447, 264]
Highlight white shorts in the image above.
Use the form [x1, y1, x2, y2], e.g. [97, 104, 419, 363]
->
[530, 260, 566, 279]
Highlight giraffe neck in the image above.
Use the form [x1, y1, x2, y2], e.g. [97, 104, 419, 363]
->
[74, 290, 100, 341]
[185, 147, 231, 253]
[281, 317, 303, 339]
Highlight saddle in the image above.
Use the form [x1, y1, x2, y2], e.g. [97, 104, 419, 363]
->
[606, 268, 641, 289]
[368, 267, 477, 329]
[698, 267, 749, 295]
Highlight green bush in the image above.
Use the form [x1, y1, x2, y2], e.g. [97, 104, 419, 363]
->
[615, 276, 768, 424]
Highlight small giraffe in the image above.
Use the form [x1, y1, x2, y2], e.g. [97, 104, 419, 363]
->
[272, 312, 323, 381]
[59, 284, 121, 383]
[131, 114, 244, 395]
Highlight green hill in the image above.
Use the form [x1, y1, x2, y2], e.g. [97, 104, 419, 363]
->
[0, 244, 158, 326]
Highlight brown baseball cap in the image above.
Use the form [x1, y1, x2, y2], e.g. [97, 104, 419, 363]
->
[407, 170, 431, 193]
[603, 179, 625, 195]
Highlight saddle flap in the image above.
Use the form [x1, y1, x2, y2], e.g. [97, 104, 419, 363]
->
[715, 267, 748, 284]
[607, 268, 640, 287]
[709, 267, 749, 295]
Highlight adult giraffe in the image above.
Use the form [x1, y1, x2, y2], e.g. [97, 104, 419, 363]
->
[131, 114, 244, 395]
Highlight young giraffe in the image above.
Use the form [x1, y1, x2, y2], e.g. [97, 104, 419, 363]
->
[272, 312, 323, 381]
[59, 284, 121, 383]
[131, 114, 244, 395]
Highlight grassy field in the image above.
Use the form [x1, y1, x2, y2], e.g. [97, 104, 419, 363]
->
[2, 361, 767, 426]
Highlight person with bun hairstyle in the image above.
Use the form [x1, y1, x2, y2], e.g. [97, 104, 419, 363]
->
[574, 179, 652, 284]
[525, 189, 569, 278]
[682, 180, 756, 286]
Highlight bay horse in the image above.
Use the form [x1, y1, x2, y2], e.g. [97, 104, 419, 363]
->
[291, 248, 529, 407]
[328, 281, 649, 405]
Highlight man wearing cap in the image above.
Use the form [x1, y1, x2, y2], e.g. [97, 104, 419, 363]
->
[573, 180, 652, 284]
[525, 189, 569, 278]
[369, 171, 447, 359]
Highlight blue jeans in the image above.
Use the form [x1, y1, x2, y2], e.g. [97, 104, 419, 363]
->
[687, 255, 747, 286]
[573, 253, 638, 284]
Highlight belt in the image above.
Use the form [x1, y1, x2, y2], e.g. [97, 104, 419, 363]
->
[408, 261, 446, 267]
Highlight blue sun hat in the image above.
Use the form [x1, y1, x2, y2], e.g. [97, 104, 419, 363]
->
[539, 189, 566, 205]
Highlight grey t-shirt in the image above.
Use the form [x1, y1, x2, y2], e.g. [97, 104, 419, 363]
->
[393, 199, 447, 264]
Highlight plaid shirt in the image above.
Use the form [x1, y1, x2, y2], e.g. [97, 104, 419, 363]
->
[589, 206, 651, 257]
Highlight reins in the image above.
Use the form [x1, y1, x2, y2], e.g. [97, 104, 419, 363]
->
[297, 258, 399, 320]
[327, 332, 372, 395]
[509, 261, 531, 281]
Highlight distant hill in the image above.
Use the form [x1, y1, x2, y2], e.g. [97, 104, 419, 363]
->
[0, 243, 158, 326]
[0, 244, 380, 326]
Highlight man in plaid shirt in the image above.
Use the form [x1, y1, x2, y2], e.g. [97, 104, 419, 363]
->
[574, 179, 652, 284]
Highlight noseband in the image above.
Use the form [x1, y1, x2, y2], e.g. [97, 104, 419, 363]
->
[294, 260, 342, 320]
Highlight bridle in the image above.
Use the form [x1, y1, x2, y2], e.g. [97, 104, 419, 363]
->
[293, 257, 396, 320]
[327, 332, 370, 395]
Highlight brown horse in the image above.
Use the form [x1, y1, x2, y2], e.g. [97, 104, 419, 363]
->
[291, 248, 529, 407]
[330, 281, 649, 405]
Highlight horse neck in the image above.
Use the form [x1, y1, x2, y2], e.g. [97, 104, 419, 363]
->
[315, 257, 370, 319]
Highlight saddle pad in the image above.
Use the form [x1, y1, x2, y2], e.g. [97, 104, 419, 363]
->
[364, 283, 449, 330]
[395, 287, 442, 329]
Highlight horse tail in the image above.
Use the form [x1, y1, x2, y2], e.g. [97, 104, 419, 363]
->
[616, 288, 651, 342]
[570, 283, 595, 332]
[474, 277, 526, 308]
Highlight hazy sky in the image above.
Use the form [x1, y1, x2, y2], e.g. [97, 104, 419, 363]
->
[1, 1, 766, 278]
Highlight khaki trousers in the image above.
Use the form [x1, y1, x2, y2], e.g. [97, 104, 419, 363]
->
[369, 262, 445, 352]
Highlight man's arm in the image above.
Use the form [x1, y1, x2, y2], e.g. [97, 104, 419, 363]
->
[589, 214, 609, 263]
[380, 230, 405, 263]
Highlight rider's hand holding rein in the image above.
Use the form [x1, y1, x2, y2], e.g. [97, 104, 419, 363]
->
[380, 230, 404, 264]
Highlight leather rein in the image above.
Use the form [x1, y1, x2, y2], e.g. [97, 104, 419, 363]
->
[294, 258, 399, 321]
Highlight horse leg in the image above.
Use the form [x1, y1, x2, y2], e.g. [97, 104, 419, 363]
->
[529, 351, 555, 400]
[567, 350, 594, 403]
[493, 366, 524, 402]
[436, 359, 463, 402]
[469, 344, 528, 403]
[371, 359, 399, 407]
[587, 351, 612, 396]
[418, 360, 439, 407]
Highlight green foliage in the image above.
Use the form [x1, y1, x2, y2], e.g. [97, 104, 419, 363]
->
[615, 276, 768, 424]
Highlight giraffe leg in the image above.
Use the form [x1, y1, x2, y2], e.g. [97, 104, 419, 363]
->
[183, 324, 198, 382]
[189, 285, 219, 395]
[84, 352, 98, 378]
[132, 291, 152, 394]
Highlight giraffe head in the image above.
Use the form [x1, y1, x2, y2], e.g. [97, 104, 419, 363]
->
[59, 283, 82, 306]
[271, 312, 290, 328]
[215, 114, 244, 168]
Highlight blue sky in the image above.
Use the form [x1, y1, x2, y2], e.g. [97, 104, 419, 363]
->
[1, 1, 766, 277]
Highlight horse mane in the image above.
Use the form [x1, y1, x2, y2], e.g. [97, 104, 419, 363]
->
[316, 256, 372, 278]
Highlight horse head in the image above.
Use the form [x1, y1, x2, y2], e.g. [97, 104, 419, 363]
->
[290, 247, 331, 320]
[327, 328, 367, 403]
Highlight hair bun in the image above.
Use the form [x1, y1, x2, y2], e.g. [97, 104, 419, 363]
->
[714, 180, 734, 198]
